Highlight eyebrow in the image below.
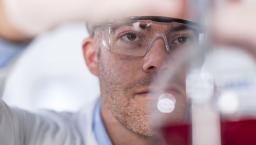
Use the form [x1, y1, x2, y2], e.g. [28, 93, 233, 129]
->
[169, 24, 195, 32]
[111, 22, 150, 33]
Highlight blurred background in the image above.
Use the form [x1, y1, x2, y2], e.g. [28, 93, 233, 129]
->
[3, 23, 99, 112]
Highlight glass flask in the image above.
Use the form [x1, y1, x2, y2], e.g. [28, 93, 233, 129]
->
[150, 1, 256, 145]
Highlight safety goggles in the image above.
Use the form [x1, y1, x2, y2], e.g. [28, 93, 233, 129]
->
[95, 16, 201, 57]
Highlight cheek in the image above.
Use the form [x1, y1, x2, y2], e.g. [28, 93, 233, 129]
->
[101, 54, 142, 87]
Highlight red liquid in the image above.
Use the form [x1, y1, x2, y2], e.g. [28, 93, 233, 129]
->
[160, 118, 256, 145]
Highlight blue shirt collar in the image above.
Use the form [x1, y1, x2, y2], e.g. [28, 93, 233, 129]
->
[93, 100, 113, 145]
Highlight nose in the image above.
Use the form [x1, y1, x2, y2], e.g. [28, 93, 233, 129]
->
[142, 38, 169, 73]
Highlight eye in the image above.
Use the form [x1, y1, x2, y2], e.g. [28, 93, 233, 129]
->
[120, 32, 140, 42]
[168, 33, 198, 51]
[173, 36, 190, 45]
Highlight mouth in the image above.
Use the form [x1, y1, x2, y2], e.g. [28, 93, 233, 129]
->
[135, 85, 184, 98]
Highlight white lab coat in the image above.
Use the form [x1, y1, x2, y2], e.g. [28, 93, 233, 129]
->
[0, 97, 99, 145]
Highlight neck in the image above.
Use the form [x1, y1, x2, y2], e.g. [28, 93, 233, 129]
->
[101, 103, 151, 145]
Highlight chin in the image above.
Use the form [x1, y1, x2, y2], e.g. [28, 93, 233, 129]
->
[108, 91, 155, 137]
[124, 112, 154, 137]
[129, 124, 153, 137]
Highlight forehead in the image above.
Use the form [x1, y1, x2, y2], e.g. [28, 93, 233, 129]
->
[89, 16, 200, 35]
[110, 20, 195, 34]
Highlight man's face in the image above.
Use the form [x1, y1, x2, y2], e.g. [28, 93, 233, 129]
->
[98, 43, 157, 136]
[86, 17, 197, 137]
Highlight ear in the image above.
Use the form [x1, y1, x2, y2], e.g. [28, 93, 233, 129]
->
[82, 37, 99, 76]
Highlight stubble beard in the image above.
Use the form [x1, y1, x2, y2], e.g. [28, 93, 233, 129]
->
[98, 60, 154, 137]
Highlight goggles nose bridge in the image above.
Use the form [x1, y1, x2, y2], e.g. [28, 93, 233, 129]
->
[146, 33, 171, 56]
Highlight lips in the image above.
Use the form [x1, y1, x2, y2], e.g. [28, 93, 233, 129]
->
[135, 90, 150, 95]
[135, 85, 184, 98]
